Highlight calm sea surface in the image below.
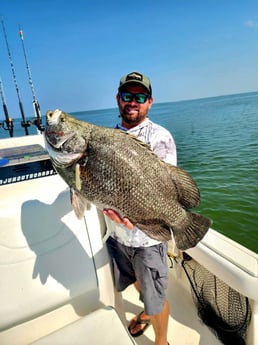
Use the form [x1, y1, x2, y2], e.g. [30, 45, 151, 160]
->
[1, 92, 257, 252]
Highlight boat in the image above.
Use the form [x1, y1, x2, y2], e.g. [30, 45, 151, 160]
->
[0, 132, 257, 345]
[0, 19, 257, 345]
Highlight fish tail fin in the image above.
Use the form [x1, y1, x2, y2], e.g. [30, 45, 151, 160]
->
[173, 212, 212, 250]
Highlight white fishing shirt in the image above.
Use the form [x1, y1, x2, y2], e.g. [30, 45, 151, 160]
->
[105, 118, 177, 247]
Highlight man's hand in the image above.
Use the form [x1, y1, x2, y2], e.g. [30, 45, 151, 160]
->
[103, 209, 134, 230]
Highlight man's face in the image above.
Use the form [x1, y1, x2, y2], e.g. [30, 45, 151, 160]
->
[116, 85, 153, 129]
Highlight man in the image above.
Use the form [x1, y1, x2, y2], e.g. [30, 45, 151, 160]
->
[104, 72, 176, 345]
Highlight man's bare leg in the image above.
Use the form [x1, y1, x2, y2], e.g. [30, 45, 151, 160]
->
[150, 299, 169, 345]
[129, 282, 169, 345]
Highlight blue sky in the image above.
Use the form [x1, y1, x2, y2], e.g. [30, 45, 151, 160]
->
[0, 0, 258, 118]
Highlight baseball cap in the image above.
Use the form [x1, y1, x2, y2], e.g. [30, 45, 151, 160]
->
[118, 71, 152, 95]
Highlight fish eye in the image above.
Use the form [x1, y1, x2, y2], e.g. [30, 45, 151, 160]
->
[46, 110, 54, 118]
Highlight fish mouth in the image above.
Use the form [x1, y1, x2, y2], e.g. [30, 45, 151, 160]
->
[45, 109, 71, 149]
[44, 109, 84, 167]
[44, 130, 83, 168]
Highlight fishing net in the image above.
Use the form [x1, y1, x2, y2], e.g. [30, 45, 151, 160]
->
[182, 254, 251, 345]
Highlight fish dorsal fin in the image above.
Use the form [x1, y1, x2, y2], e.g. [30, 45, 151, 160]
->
[163, 162, 200, 209]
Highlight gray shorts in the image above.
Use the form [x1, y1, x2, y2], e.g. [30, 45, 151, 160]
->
[107, 237, 168, 316]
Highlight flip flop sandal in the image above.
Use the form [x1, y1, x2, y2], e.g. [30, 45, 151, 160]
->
[128, 311, 151, 337]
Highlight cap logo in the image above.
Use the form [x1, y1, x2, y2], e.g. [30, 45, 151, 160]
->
[126, 72, 143, 82]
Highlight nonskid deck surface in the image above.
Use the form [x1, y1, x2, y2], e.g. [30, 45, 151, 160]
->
[122, 270, 222, 345]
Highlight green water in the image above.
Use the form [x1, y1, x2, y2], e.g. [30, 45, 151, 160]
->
[151, 92, 258, 253]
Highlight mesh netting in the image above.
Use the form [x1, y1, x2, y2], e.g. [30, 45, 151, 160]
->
[182, 255, 251, 345]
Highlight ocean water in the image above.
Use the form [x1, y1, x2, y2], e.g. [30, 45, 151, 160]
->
[1, 92, 257, 252]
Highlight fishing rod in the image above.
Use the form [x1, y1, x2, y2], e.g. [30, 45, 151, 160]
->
[1, 17, 30, 135]
[19, 25, 44, 133]
[0, 78, 13, 137]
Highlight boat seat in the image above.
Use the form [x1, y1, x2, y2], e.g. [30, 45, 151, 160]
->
[31, 307, 135, 345]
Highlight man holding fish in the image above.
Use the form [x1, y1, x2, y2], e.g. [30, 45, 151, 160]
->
[104, 71, 176, 345]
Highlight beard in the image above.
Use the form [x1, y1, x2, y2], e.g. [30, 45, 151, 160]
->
[120, 105, 146, 125]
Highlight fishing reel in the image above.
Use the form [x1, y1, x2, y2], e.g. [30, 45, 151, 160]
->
[20, 118, 45, 133]
[0, 118, 14, 137]
[31, 118, 45, 132]
[21, 120, 31, 128]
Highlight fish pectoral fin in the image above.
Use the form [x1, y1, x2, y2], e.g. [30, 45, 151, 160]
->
[136, 222, 172, 242]
[172, 212, 212, 251]
[166, 164, 200, 208]
[70, 188, 91, 219]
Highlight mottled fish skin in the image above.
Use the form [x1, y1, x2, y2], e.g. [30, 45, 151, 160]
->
[44, 109, 212, 250]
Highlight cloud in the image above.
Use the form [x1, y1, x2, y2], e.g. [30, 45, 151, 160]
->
[245, 20, 258, 28]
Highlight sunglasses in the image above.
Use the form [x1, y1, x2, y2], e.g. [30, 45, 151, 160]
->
[119, 92, 150, 104]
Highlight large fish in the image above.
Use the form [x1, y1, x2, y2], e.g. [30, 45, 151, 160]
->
[44, 109, 211, 250]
